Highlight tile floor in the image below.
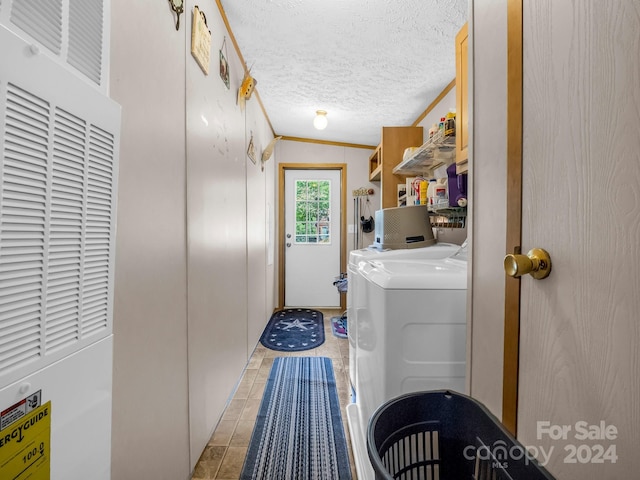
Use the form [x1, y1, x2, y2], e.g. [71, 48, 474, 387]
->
[191, 308, 357, 480]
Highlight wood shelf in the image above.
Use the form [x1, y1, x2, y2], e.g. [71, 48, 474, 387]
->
[368, 146, 381, 181]
[369, 164, 381, 181]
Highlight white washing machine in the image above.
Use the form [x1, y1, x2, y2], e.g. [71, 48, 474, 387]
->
[346, 245, 468, 480]
[346, 243, 459, 395]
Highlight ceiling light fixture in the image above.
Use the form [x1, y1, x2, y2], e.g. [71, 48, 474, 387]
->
[313, 110, 328, 130]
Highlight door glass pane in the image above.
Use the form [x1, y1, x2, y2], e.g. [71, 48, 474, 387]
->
[319, 201, 329, 220]
[296, 181, 307, 201]
[308, 181, 319, 200]
[318, 181, 330, 201]
[294, 179, 331, 244]
[296, 203, 306, 222]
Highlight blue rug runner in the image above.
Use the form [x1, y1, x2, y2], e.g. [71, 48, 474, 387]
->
[259, 308, 324, 352]
[240, 357, 352, 480]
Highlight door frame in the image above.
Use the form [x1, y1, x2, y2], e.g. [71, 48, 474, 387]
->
[503, 0, 523, 435]
[278, 163, 347, 311]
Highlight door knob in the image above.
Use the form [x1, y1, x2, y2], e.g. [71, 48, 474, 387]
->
[504, 248, 552, 279]
[286, 242, 291, 247]
[287, 233, 292, 238]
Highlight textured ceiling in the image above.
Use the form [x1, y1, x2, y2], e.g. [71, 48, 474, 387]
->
[220, 0, 468, 147]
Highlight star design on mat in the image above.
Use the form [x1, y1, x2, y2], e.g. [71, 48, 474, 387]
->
[280, 318, 315, 331]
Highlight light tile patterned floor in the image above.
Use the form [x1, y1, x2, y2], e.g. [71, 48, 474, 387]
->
[191, 308, 356, 480]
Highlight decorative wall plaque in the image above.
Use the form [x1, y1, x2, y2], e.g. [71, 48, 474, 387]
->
[191, 6, 211, 75]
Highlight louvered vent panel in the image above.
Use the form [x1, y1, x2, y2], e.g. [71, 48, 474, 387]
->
[46, 108, 85, 353]
[10, 0, 63, 55]
[82, 125, 113, 336]
[0, 83, 49, 372]
[68, 0, 103, 84]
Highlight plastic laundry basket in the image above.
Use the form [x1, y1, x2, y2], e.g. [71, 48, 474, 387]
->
[367, 390, 556, 480]
[333, 273, 348, 293]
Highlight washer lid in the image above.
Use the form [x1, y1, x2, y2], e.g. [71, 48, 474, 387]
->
[360, 258, 467, 290]
[348, 242, 459, 267]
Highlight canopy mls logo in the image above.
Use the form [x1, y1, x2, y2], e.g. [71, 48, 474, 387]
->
[462, 440, 552, 468]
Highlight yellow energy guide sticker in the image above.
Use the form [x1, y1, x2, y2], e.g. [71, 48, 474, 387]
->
[0, 401, 51, 480]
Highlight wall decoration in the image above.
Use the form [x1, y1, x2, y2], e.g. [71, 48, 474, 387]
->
[237, 69, 257, 111]
[168, 0, 184, 30]
[219, 38, 230, 89]
[247, 131, 257, 164]
[191, 6, 211, 75]
[261, 136, 282, 171]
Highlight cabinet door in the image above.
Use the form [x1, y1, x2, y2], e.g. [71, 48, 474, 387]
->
[380, 127, 423, 209]
[455, 23, 469, 171]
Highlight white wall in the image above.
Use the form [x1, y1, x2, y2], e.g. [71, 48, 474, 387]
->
[110, 1, 276, 477]
[416, 87, 457, 144]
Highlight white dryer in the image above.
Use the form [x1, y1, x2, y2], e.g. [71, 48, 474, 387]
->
[346, 245, 468, 480]
[346, 243, 459, 394]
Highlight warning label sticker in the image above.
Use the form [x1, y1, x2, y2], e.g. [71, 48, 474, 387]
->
[1, 391, 42, 431]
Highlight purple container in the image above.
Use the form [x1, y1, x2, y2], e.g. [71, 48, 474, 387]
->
[447, 163, 468, 207]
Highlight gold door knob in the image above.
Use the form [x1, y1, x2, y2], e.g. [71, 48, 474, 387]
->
[504, 248, 552, 279]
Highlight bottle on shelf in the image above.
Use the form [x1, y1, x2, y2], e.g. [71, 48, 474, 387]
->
[427, 179, 437, 206]
[445, 110, 456, 137]
[434, 178, 448, 206]
[447, 163, 468, 207]
[419, 180, 428, 205]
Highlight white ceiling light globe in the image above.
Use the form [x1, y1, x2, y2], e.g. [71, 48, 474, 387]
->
[313, 110, 328, 130]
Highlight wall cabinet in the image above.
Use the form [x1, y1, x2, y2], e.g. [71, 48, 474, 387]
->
[370, 126, 424, 209]
[455, 22, 469, 173]
[368, 146, 382, 181]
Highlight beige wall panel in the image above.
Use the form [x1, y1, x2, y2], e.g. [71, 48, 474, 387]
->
[469, 0, 508, 418]
[245, 95, 274, 350]
[265, 142, 278, 310]
[110, 1, 190, 478]
[185, 1, 273, 467]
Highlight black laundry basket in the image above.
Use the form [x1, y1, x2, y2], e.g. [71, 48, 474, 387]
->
[367, 390, 556, 480]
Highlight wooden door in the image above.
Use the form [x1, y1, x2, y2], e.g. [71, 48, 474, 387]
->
[515, 1, 640, 477]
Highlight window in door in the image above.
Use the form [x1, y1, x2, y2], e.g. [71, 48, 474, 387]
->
[294, 179, 331, 244]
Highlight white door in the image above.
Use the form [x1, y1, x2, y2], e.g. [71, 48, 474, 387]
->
[516, 2, 640, 478]
[284, 169, 341, 307]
